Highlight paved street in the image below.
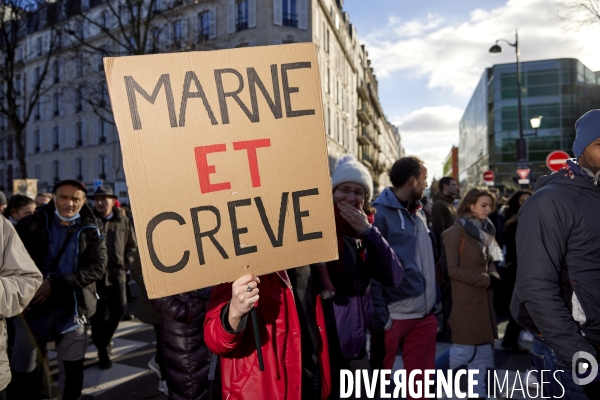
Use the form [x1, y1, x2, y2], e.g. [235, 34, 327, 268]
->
[51, 281, 535, 400]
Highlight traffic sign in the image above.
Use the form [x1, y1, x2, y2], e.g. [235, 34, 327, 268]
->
[94, 179, 103, 191]
[546, 150, 570, 172]
[483, 171, 495, 182]
[517, 169, 530, 180]
[518, 179, 530, 185]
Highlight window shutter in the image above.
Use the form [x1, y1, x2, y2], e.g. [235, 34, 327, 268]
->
[298, 0, 308, 30]
[273, 0, 282, 26]
[182, 17, 189, 48]
[227, 1, 235, 34]
[248, 0, 256, 28]
[209, 6, 217, 39]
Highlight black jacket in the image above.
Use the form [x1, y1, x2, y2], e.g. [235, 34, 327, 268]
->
[94, 207, 137, 284]
[152, 288, 215, 400]
[17, 201, 107, 319]
[511, 161, 600, 365]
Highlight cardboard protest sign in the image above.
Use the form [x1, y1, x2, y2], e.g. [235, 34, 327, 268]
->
[13, 179, 37, 199]
[104, 43, 338, 298]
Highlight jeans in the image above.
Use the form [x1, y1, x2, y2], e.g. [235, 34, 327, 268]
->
[435, 343, 494, 398]
[531, 335, 588, 400]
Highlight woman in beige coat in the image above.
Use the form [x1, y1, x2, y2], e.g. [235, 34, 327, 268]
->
[439, 188, 502, 398]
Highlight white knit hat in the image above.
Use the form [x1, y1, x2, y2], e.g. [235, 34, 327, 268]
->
[331, 154, 373, 200]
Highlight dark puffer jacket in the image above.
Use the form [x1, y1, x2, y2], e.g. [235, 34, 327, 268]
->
[511, 159, 600, 365]
[94, 206, 137, 285]
[152, 288, 216, 400]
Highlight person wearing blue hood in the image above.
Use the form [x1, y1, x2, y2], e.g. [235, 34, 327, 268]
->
[369, 156, 437, 399]
[511, 109, 600, 399]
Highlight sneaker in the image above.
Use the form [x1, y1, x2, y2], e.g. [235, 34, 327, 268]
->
[158, 379, 169, 395]
[148, 356, 162, 380]
[98, 354, 113, 370]
[526, 369, 538, 388]
[520, 329, 534, 342]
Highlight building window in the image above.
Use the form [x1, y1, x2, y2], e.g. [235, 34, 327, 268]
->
[53, 160, 60, 182]
[53, 61, 60, 83]
[101, 12, 107, 29]
[34, 130, 40, 153]
[76, 54, 83, 77]
[99, 120, 107, 143]
[99, 155, 107, 179]
[4, 137, 11, 159]
[236, 0, 249, 31]
[152, 0, 161, 14]
[97, 47, 106, 72]
[53, 127, 60, 150]
[326, 106, 330, 136]
[34, 67, 41, 86]
[76, 158, 83, 181]
[198, 11, 210, 42]
[37, 37, 42, 56]
[325, 29, 330, 53]
[100, 82, 108, 107]
[14, 76, 21, 96]
[172, 20, 182, 50]
[34, 101, 41, 121]
[0, 141, 5, 160]
[34, 163, 41, 181]
[6, 165, 12, 187]
[53, 93, 60, 116]
[76, 88, 83, 112]
[282, 0, 297, 27]
[76, 123, 83, 147]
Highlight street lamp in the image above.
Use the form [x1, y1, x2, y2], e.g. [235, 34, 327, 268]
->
[490, 30, 526, 164]
[530, 115, 542, 136]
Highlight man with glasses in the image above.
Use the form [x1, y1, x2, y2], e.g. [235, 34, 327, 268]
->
[90, 185, 137, 369]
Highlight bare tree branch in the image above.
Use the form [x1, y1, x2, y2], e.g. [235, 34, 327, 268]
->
[0, 0, 61, 179]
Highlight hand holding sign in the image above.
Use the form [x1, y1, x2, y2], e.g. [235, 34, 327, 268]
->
[229, 274, 260, 331]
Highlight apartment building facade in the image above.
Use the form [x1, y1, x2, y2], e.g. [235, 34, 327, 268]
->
[0, 0, 401, 199]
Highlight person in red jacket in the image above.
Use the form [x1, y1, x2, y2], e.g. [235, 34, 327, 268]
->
[204, 267, 331, 400]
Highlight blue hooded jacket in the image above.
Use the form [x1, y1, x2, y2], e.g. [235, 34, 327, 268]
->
[370, 187, 437, 326]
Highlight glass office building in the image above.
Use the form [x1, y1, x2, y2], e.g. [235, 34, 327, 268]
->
[459, 58, 600, 191]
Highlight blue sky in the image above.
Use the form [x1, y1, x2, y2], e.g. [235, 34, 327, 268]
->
[343, 0, 600, 182]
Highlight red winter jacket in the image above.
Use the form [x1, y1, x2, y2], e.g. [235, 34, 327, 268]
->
[204, 270, 331, 400]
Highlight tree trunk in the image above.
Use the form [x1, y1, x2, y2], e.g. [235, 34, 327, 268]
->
[14, 124, 27, 179]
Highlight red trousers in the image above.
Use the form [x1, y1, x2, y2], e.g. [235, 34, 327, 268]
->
[381, 313, 438, 399]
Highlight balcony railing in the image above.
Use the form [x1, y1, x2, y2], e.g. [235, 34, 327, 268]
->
[236, 18, 248, 31]
[283, 13, 298, 27]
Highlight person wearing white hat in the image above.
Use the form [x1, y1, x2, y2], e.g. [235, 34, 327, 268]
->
[318, 154, 403, 399]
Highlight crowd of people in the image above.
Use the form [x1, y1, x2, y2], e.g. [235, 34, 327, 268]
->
[0, 109, 598, 400]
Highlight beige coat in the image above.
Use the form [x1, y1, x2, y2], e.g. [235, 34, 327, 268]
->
[0, 216, 43, 390]
[442, 221, 499, 345]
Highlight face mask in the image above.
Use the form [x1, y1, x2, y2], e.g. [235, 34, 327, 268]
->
[55, 209, 80, 222]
